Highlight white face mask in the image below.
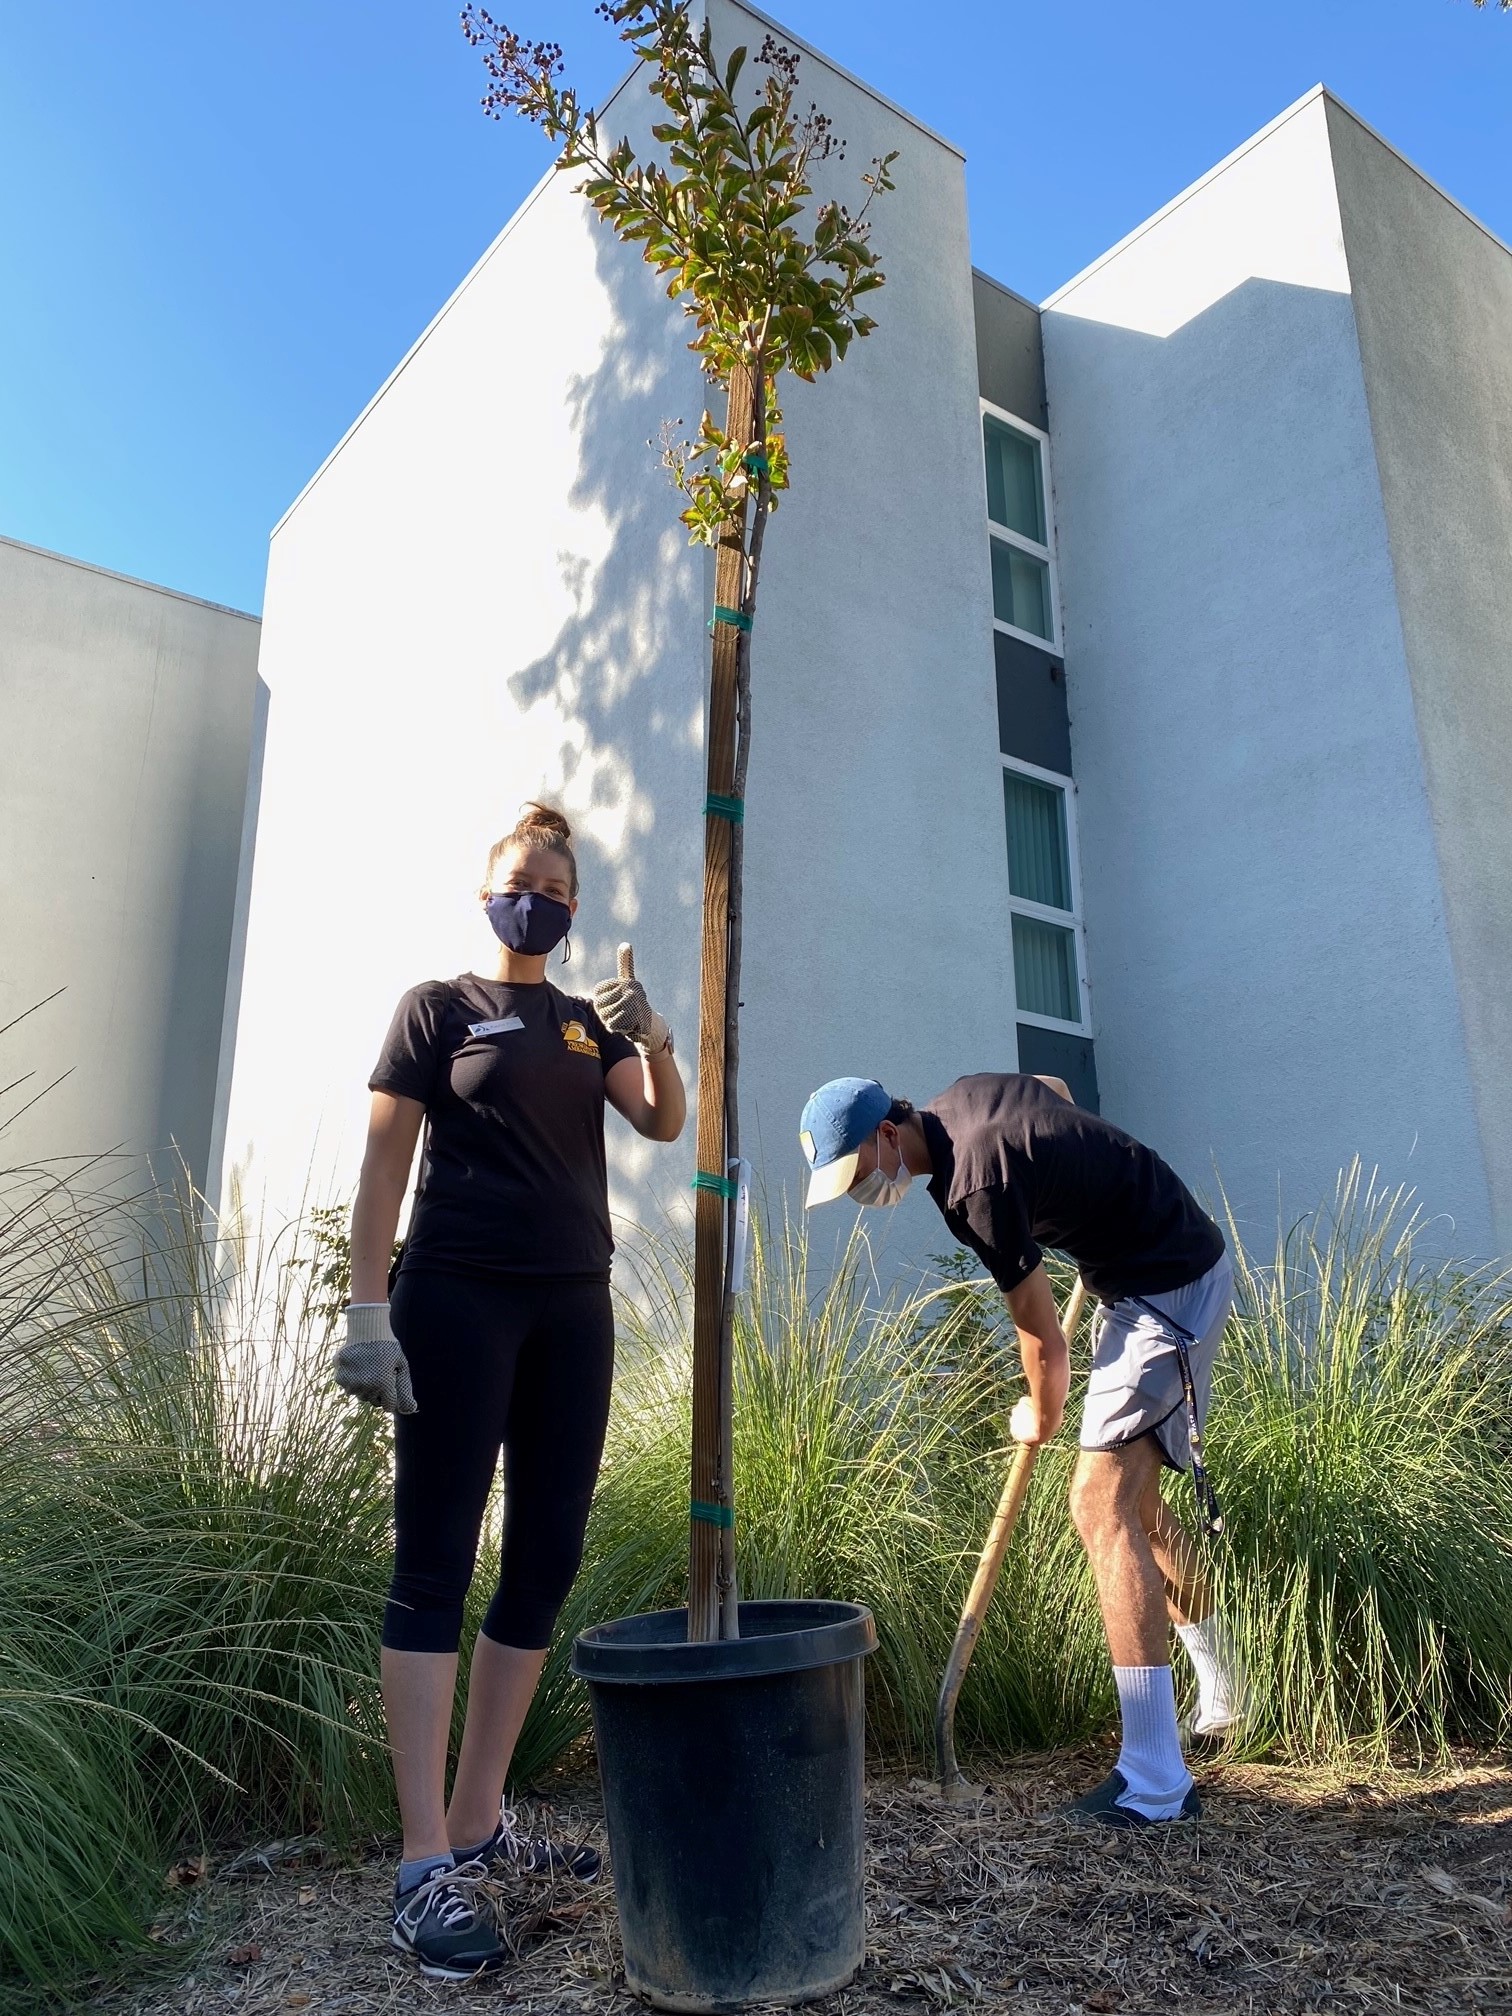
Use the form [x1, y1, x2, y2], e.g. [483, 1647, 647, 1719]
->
[849, 1132, 912, 1208]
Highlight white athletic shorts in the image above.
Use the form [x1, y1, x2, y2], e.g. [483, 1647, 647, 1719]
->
[1079, 1252, 1234, 1471]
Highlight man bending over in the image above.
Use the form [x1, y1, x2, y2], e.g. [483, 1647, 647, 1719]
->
[799, 1071, 1243, 1828]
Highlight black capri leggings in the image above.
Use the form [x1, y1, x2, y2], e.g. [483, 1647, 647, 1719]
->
[382, 1269, 615, 1655]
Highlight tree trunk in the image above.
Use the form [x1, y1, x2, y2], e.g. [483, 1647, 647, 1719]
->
[687, 362, 755, 1644]
[716, 365, 772, 1638]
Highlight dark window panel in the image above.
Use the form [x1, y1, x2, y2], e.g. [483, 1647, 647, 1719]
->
[996, 630, 1072, 773]
[1016, 1023, 1101, 1114]
[972, 271, 1047, 427]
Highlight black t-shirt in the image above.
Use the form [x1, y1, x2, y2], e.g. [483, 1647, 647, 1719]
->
[369, 974, 638, 1281]
[923, 1074, 1224, 1302]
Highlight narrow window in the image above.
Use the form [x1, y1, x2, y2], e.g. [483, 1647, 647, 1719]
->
[1002, 760, 1087, 1032]
[1011, 915, 1080, 1023]
[991, 539, 1053, 642]
[982, 407, 1059, 652]
[983, 414, 1046, 544]
[983, 399, 1085, 1041]
[1003, 770, 1070, 909]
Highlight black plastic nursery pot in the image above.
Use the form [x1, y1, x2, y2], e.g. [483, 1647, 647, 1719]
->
[571, 1598, 878, 2014]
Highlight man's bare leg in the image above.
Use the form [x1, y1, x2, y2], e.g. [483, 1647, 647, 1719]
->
[1140, 1476, 1212, 1628]
[1071, 1440, 1174, 1662]
[1139, 1473, 1244, 1736]
[1068, 1440, 1193, 1820]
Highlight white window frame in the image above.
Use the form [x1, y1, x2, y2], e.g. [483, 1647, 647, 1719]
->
[1001, 751, 1092, 1035]
[980, 397, 1062, 655]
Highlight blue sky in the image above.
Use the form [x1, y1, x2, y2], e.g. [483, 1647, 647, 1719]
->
[2, 1, 1507, 615]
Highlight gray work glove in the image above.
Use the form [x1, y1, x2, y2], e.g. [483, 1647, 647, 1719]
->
[334, 1303, 417, 1415]
[593, 942, 671, 1055]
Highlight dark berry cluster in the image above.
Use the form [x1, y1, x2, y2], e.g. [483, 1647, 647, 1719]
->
[755, 34, 798, 87]
[459, 5, 564, 120]
[755, 35, 845, 162]
[804, 103, 845, 165]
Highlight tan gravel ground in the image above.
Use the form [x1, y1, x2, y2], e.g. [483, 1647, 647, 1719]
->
[86, 1751, 1512, 2016]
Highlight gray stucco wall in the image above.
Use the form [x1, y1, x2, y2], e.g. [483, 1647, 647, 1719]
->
[1328, 98, 1512, 1255]
[1040, 92, 1494, 1256]
[0, 537, 263, 1201]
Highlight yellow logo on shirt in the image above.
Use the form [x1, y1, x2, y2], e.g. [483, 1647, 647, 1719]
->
[562, 1019, 601, 1059]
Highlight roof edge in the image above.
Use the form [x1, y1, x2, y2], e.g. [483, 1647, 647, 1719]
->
[1041, 85, 1329, 311]
[716, 0, 964, 159]
[1320, 87, 1512, 265]
[1042, 83, 1512, 315]
[971, 266, 1042, 316]
[0, 533, 260, 623]
[271, 59, 646, 541]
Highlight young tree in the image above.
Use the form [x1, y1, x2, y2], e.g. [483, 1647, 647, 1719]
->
[462, 0, 896, 1641]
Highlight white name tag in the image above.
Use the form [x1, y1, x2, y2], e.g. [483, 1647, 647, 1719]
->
[466, 1016, 525, 1039]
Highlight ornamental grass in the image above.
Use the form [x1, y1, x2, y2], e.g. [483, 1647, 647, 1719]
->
[2, 1162, 1510, 1999]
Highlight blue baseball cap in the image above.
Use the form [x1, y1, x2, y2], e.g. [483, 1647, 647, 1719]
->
[799, 1077, 892, 1206]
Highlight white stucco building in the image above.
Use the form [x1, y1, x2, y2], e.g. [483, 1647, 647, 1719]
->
[0, 536, 262, 1208]
[60, 2, 1506, 1265]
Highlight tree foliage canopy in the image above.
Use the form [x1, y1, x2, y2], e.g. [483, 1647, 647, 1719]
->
[461, 0, 897, 542]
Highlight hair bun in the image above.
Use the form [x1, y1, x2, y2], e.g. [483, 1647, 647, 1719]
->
[518, 800, 572, 842]
[486, 801, 579, 897]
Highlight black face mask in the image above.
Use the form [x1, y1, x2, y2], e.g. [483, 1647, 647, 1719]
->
[484, 890, 573, 959]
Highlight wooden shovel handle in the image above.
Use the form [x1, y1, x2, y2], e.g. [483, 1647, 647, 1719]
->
[934, 1275, 1087, 1793]
[618, 942, 635, 981]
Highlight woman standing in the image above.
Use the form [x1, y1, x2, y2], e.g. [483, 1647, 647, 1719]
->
[335, 804, 685, 1980]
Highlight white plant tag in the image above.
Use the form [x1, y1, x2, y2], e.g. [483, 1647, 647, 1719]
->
[728, 1157, 754, 1295]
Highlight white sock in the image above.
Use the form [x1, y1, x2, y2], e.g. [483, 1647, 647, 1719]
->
[1176, 1615, 1245, 1731]
[1112, 1665, 1192, 1819]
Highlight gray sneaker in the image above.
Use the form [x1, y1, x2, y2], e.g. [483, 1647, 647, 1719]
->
[472, 1803, 602, 1883]
[391, 1862, 506, 1981]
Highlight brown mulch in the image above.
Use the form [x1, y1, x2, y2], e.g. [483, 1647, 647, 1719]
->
[90, 1754, 1512, 2015]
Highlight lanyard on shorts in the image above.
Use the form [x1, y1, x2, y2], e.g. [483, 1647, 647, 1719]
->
[1128, 1295, 1224, 1540]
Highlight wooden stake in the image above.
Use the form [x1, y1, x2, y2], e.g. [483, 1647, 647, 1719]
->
[687, 363, 755, 1643]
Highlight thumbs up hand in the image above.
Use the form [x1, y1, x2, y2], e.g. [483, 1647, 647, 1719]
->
[592, 942, 671, 1055]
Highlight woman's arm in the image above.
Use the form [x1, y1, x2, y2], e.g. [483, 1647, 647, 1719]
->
[605, 1046, 686, 1143]
[349, 1091, 426, 1301]
[592, 951, 686, 1143]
